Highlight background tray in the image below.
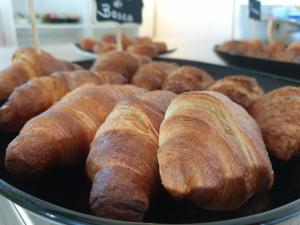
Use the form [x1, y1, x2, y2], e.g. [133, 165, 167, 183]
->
[214, 46, 300, 80]
[1, 58, 300, 225]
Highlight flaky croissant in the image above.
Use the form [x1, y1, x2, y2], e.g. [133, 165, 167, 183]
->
[250, 86, 300, 160]
[162, 66, 214, 94]
[0, 70, 125, 132]
[5, 84, 146, 176]
[158, 91, 274, 210]
[90, 51, 139, 80]
[86, 90, 176, 221]
[0, 47, 82, 102]
[131, 62, 178, 90]
[208, 75, 264, 111]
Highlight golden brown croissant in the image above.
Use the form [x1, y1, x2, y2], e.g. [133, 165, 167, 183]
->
[90, 51, 139, 80]
[162, 66, 214, 94]
[0, 47, 82, 102]
[250, 86, 300, 160]
[86, 90, 176, 221]
[5, 84, 146, 176]
[0, 70, 125, 132]
[131, 62, 178, 90]
[158, 91, 274, 210]
[208, 75, 264, 111]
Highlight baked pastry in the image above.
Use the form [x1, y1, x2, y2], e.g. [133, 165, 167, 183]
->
[158, 91, 274, 210]
[0, 70, 125, 132]
[92, 42, 116, 54]
[208, 75, 264, 111]
[86, 90, 176, 221]
[101, 34, 134, 49]
[134, 37, 153, 45]
[130, 54, 152, 66]
[162, 66, 214, 94]
[80, 38, 100, 51]
[131, 62, 178, 90]
[250, 86, 300, 160]
[127, 43, 159, 58]
[153, 42, 167, 53]
[5, 84, 146, 176]
[90, 51, 139, 80]
[0, 47, 82, 102]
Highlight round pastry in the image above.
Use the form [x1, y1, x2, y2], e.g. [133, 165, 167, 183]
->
[80, 38, 99, 51]
[131, 62, 178, 90]
[90, 51, 139, 80]
[130, 53, 152, 66]
[287, 42, 300, 62]
[134, 36, 153, 45]
[92, 42, 116, 54]
[162, 66, 214, 94]
[153, 42, 167, 53]
[208, 75, 264, 111]
[101, 34, 134, 49]
[250, 86, 300, 161]
[127, 43, 159, 58]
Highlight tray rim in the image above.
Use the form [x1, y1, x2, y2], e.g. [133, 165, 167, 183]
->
[1, 57, 300, 225]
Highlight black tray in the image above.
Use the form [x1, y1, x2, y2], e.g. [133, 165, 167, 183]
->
[1, 58, 300, 225]
[214, 46, 300, 80]
[75, 43, 177, 56]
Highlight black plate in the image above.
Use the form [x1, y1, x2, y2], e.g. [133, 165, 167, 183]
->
[1, 58, 300, 225]
[214, 46, 300, 80]
[75, 43, 177, 56]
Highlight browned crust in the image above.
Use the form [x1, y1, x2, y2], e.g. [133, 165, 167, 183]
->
[158, 91, 273, 210]
[127, 44, 159, 58]
[162, 66, 214, 94]
[208, 75, 264, 111]
[250, 86, 300, 160]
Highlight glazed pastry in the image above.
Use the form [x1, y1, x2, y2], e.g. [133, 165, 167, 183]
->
[90, 51, 139, 80]
[208, 75, 264, 111]
[127, 43, 159, 58]
[5, 84, 146, 176]
[131, 62, 178, 90]
[250, 86, 300, 160]
[158, 91, 274, 210]
[162, 66, 214, 94]
[0, 70, 126, 132]
[0, 47, 82, 102]
[86, 90, 176, 221]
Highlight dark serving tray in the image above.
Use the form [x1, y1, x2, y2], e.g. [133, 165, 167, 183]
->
[75, 43, 177, 57]
[1, 58, 300, 225]
[214, 46, 300, 80]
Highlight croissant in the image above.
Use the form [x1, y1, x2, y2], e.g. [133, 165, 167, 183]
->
[158, 91, 274, 210]
[0, 70, 125, 132]
[250, 86, 300, 160]
[86, 90, 176, 221]
[5, 84, 146, 176]
[162, 66, 214, 94]
[90, 51, 139, 80]
[131, 62, 178, 90]
[0, 47, 82, 102]
[208, 75, 264, 111]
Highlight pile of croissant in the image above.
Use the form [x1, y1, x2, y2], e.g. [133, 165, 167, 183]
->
[1, 47, 300, 222]
[80, 34, 168, 57]
[219, 39, 300, 63]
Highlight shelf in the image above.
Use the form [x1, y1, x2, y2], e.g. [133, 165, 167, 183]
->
[15, 23, 84, 29]
[261, 18, 300, 26]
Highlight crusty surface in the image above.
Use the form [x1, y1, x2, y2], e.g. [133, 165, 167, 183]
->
[5, 84, 146, 176]
[153, 42, 167, 53]
[158, 91, 273, 210]
[250, 86, 300, 160]
[86, 90, 176, 221]
[90, 51, 139, 80]
[131, 62, 178, 90]
[208, 75, 264, 111]
[162, 66, 214, 94]
[0, 70, 126, 132]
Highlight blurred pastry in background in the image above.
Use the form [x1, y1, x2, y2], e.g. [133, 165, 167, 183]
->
[93, 41, 116, 54]
[208, 75, 264, 111]
[127, 43, 159, 58]
[80, 38, 100, 52]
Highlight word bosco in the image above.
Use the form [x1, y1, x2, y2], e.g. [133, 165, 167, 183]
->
[97, 3, 134, 22]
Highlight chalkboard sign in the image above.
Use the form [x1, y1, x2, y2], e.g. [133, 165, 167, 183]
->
[95, 0, 143, 24]
[249, 0, 261, 20]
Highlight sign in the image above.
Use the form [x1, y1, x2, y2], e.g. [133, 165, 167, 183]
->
[249, 0, 261, 20]
[96, 0, 143, 24]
